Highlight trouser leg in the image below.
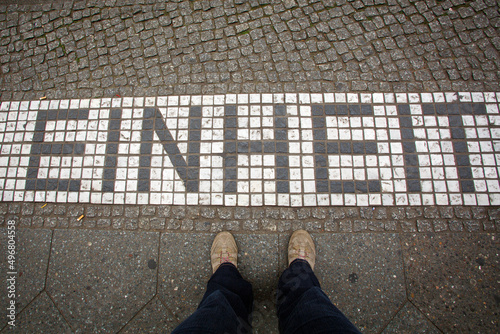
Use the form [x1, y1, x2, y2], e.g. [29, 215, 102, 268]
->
[172, 263, 253, 334]
[277, 259, 361, 334]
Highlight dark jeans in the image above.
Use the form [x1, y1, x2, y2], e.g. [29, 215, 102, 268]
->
[171, 260, 361, 334]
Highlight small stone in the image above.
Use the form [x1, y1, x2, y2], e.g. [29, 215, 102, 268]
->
[195, 221, 211, 231]
[463, 220, 480, 232]
[201, 208, 216, 219]
[225, 220, 240, 231]
[277, 221, 292, 232]
[406, 207, 423, 219]
[125, 219, 138, 230]
[448, 220, 464, 232]
[36, 205, 53, 216]
[384, 221, 397, 231]
[331, 208, 345, 219]
[125, 207, 140, 218]
[33, 216, 44, 227]
[54, 205, 66, 215]
[353, 220, 367, 232]
[482, 221, 495, 231]
[167, 219, 180, 229]
[243, 219, 259, 231]
[281, 208, 296, 219]
[433, 220, 448, 232]
[417, 220, 433, 232]
[297, 208, 311, 219]
[21, 203, 34, 215]
[99, 206, 111, 217]
[150, 218, 165, 230]
[83, 219, 96, 228]
[171, 207, 186, 219]
[261, 218, 276, 231]
[291, 220, 304, 230]
[305, 221, 322, 231]
[359, 207, 374, 219]
[141, 206, 156, 216]
[311, 208, 327, 219]
[325, 220, 338, 232]
[8, 203, 21, 214]
[0, 203, 7, 215]
[339, 220, 353, 232]
[265, 208, 280, 219]
[158, 206, 171, 218]
[86, 206, 98, 217]
[471, 207, 487, 220]
[234, 207, 250, 219]
[374, 208, 387, 220]
[401, 221, 417, 232]
[20, 217, 32, 227]
[440, 207, 454, 219]
[210, 221, 225, 233]
[97, 218, 111, 228]
[186, 206, 200, 218]
[68, 206, 84, 217]
[454, 207, 472, 219]
[112, 206, 124, 216]
[391, 208, 406, 220]
[58, 218, 69, 228]
[368, 221, 384, 231]
[139, 217, 150, 229]
[252, 208, 265, 219]
[112, 218, 124, 229]
[423, 207, 439, 219]
[218, 207, 232, 219]
[346, 208, 358, 218]
[181, 219, 194, 231]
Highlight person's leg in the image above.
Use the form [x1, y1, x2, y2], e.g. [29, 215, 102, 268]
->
[277, 230, 361, 334]
[172, 232, 253, 334]
[172, 263, 253, 333]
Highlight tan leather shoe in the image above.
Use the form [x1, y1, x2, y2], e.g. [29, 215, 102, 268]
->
[288, 230, 316, 270]
[211, 232, 238, 273]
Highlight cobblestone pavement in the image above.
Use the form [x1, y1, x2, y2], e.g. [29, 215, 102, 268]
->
[0, 0, 499, 100]
[1, 0, 500, 333]
[2, 202, 500, 232]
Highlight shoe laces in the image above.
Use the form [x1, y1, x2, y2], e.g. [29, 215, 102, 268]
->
[293, 243, 310, 259]
[218, 247, 232, 264]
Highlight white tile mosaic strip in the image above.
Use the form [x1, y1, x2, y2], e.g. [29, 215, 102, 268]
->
[1, 93, 500, 206]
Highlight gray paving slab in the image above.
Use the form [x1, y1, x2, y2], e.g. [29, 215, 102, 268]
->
[158, 232, 213, 327]
[313, 233, 407, 333]
[158, 232, 280, 333]
[120, 297, 175, 334]
[381, 301, 440, 334]
[402, 233, 500, 333]
[0, 228, 52, 330]
[0, 291, 71, 334]
[0, 226, 498, 332]
[46, 230, 159, 333]
[236, 234, 280, 334]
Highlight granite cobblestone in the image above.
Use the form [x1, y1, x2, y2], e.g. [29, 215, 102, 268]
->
[1, 0, 499, 100]
[3, 202, 497, 233]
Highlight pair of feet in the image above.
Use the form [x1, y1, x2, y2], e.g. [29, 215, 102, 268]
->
[211, 230, 316, 273]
